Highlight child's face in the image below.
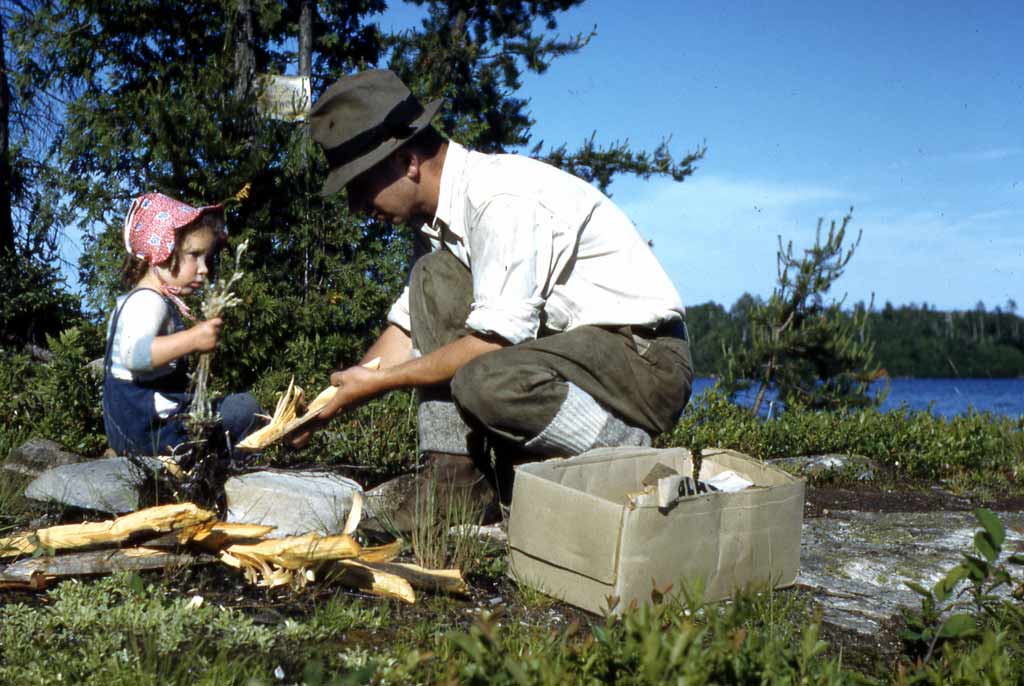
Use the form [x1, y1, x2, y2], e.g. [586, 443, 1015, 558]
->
[154, 225, 216, 295]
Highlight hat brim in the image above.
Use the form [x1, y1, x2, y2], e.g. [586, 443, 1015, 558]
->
[319, 98, 444, 198]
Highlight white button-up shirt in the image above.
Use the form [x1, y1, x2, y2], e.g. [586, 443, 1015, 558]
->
[387, 141, 684, 345]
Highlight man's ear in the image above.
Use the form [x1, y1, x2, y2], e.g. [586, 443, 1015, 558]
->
[401, 149, 421, 182]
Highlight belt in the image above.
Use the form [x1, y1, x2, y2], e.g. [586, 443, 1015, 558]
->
[631, 319, 689, 342]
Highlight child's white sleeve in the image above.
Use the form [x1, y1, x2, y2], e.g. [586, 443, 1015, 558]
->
[114, 291, 175, 372]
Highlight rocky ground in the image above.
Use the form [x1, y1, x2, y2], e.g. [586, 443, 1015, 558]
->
[5, 442, 1024, 677]
[798, 479, 1024, 671]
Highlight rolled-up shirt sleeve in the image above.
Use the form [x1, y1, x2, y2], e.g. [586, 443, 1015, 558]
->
[386, 285, 412, 332]
[464, 195, 555, 345]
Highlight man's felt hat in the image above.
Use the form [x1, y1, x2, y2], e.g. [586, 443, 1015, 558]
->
[310, 69, 442, 197]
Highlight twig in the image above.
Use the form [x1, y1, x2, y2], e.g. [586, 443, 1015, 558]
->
[187, 240, 248, 438]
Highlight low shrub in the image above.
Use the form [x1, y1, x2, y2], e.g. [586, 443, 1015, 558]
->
[0, 573, 391, 686]
[434, 587, 861, 685]
[0, 327, 106, 459]
[897, 508, 1024, 684]
[255, 391, 418, 484]
[663, 387, 1024, 491]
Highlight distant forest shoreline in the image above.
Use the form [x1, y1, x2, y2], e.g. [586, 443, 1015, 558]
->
[687, 298, 1024, 378]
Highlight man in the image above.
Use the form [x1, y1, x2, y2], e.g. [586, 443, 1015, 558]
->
[299, 69, 693, 530]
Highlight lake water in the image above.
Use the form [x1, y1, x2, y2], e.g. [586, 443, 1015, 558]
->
[691, 377, 1024, 419]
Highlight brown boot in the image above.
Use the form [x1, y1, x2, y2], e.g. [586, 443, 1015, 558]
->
[365, 452, 499, 535]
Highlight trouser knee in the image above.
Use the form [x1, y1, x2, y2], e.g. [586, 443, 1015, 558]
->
[409, 251, 473, 354]
[218, 392, 262, 442]
[451, 352, 563, 444]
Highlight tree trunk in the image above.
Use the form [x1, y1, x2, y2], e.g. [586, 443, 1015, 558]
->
[751, 355, 775, 417]
[234, 0, 256, 97]
[0, 13, 16, 256]
[298, 0, 314, 77]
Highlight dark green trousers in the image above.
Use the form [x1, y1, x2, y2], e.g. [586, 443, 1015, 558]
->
[409, 251, 693, 457]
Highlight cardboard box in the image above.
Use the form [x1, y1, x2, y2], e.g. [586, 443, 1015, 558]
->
[507, 447, 804, 614]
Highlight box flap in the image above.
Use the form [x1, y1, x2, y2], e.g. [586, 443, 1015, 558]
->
[508, 468, 625, 585]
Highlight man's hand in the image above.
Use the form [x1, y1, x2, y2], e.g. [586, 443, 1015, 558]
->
[288, 333, 504, 450]
[320, 365, 386, 420]
[288, 361, 385, 449]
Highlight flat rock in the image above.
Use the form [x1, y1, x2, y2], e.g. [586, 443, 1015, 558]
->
[24, 456, 163, 513]
[449, 523, 508, 545]
[224, 470, 363, 538]
[4, 438, 84, 478]
[772, 453, 878, 481]
[797, 509, 1024, 635]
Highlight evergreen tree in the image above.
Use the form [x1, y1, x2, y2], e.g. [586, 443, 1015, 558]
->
[719, 212, 882, 414]
[9, 0, 704, 395]
[0, 1, 80, 349]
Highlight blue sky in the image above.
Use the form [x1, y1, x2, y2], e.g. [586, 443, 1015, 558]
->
[383, 0, 1023, 312]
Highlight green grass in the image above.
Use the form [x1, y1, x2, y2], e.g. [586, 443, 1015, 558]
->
[1, 513, 1021, 685]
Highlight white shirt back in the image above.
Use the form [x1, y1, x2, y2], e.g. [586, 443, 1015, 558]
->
[388, 141, 684, 345]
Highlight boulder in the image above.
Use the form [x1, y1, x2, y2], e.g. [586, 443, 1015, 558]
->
[797, 509, 1024, 635]
[224, 470, 363, 538]
[4, 438, 84, 478]
[24, 456, 163, 513]
[772, 453, 878, 481]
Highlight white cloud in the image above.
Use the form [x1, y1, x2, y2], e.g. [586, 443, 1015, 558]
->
[612, 174, 1022, 311]
[615, 174, 855, 307]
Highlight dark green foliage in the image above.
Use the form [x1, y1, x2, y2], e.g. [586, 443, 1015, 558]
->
[0, 326, 106, 458]
[719, 212, 882, 414]
[687, 299, 1024, 380]
[0, 0, 81, 349]
[10, 0, 406, 395]
[259, 390, 419, 484]
[537, 132, 706, 196]
[0, 248, 80, 350]
[869, 300, 1024, 377]
[9, 3, 359, 404]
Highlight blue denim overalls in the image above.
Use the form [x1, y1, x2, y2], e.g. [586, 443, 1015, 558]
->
[102, 288, 192, 456]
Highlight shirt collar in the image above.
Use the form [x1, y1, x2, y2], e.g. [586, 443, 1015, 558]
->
[427, 140, 469, 240]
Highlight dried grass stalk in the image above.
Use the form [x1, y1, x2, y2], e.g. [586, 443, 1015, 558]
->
[187, 239, 249, 437]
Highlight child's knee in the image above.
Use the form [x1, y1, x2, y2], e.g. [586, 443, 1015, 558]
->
[219, 392, 263, 437]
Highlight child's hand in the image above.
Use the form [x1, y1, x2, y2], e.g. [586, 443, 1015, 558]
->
[190, 317, 223, 352]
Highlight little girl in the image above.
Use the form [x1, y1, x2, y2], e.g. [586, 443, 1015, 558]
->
[102, 192, 261, 457]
